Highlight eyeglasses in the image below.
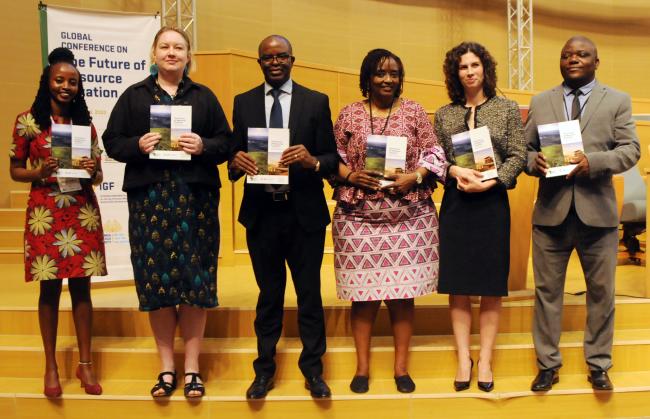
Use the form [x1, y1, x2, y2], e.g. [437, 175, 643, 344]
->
[259, 53, 293, 64]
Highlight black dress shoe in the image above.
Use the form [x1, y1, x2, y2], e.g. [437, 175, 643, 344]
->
[477, 380, 494, 392]
[453, 359, 473, 392]
[350, 375, 369, 393]
[394, 374, 416, 393]
[305, 376, 331, 398]
[531, 369, 559, 392]
[246, 376, 274, 399]
[588, 370, 613, 390]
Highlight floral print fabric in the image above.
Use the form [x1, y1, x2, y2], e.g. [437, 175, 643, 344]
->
[10, 111, 107, 282]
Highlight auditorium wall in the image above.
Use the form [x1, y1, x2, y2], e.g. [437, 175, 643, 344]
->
[2, 0, 650, 206]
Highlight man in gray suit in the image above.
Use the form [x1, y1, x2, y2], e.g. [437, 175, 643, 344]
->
[525, 36, 639, 391]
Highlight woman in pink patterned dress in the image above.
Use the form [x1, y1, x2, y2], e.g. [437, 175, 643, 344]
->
[332, 49, 447, 394]
[9, 48, 106, 397]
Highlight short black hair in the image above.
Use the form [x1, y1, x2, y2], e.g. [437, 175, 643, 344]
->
[359, 49, 404, 98]
[31, 47, 91, 130]
[443, 42, 497, 105]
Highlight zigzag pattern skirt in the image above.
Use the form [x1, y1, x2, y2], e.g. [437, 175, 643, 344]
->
[332, 197, 439, 301]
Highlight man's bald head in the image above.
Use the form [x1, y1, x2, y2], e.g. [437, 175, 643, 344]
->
[258, 35, 293, 57]
[560, 35, 600, 88]
[563, 36, 598, 59]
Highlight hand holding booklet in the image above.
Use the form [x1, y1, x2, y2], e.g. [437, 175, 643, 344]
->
[450, 126, 498, 180]
[365, 135, 407, 187]
[51, 123, 91, 179]
[149, 105, 192, 160]
[246, 128, 290, 185]
[537, 120, 584, 177]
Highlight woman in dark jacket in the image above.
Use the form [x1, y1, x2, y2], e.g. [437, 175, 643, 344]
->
[434, 42, 525, 393]
[103, 26, 231, 398]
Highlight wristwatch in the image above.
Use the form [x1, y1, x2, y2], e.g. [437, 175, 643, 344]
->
[414, 171, 423, 184]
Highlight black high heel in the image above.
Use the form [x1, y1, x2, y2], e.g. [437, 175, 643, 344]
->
[477, 359, 494, 392]
[453, 358, 473, 392]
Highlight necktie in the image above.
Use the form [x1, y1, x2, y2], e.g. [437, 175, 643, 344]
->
[571, 88, 582, 120]
[266, 88, 289, 193]
[270, 88, 283, 128]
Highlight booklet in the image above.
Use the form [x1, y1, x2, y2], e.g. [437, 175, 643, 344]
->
[51, 123, 91, 179]
[246, 128, 290, 184]
[537, 120, 584, 177]
[149, 105, 192, 160]
[451, 126, 498, 180]
[365, 135, 408, 187]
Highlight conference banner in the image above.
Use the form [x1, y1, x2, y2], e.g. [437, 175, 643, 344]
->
[40, 4, 160, 282]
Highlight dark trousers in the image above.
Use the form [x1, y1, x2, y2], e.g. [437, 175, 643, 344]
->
[246, 201, 327, 378]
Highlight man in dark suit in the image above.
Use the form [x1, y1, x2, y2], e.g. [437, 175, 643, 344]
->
[230, 35, 338, 399]
[525, 36, 639, 392]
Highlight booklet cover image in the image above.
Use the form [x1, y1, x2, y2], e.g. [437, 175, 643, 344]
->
[365, 135, 387, 175]
[52, 123, 73, 169]
[451, 126, 497, 180]
[248, 128, 269, 174]
[150, 105, 192, 160]
[365, 135, 407, 186]
[537, 120, 583, 177]
[51, 123, 91, 178]
[150, 105, 172, 148]
[246, 128, 289, 184]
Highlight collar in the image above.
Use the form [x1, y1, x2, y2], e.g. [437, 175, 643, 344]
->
[463, 95, 494, 110]
[264, 79, 293, 95]
[563, 78, 597, 96]
[136, 75, 197, 93]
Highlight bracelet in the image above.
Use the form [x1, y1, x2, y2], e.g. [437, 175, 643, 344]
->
[345, 171, 353, 184]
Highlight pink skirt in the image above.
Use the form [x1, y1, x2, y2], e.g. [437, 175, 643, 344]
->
[332, 197, 439, 301]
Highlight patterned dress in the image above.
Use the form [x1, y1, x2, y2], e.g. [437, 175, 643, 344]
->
[332, 99, 448, 301]
[10, 111, 107, 282]
[108, 81, 220, 311]
[127, 171, 219, 311]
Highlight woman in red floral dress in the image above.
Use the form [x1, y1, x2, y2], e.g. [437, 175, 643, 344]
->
[9, 48, 106, 397]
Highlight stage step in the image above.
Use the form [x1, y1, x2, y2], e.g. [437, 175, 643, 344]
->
[0, 228, 23, 247]
[1, 329, 650, 381]
[0, 208, 25, 228]
[1, 296, 649, 338]
[1, 372, 650, 419]
[9, 190, 28, 209]
[0, 248, 23, 265]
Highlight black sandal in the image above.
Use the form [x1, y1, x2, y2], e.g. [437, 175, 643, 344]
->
[184, 372, 205, 398]
[151, 371, 177, 397]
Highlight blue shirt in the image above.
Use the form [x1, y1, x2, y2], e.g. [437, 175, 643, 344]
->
[562, 78, 596, 120]
[264, 79, 292, 128]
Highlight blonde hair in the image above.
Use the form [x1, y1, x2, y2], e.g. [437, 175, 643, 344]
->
[150, 26, 194, 73]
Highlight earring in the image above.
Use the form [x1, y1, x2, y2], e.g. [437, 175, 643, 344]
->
[149, 63, 159, 77]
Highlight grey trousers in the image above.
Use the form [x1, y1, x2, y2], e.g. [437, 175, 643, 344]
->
[532, 209, 618, 372]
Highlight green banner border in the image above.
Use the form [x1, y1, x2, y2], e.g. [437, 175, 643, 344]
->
[39, 2, 48, 67]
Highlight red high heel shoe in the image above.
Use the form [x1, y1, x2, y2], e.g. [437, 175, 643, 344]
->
[76, 361, 102, 395]
[44, 371, 62, 398]
[43, 383, 62, 398]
